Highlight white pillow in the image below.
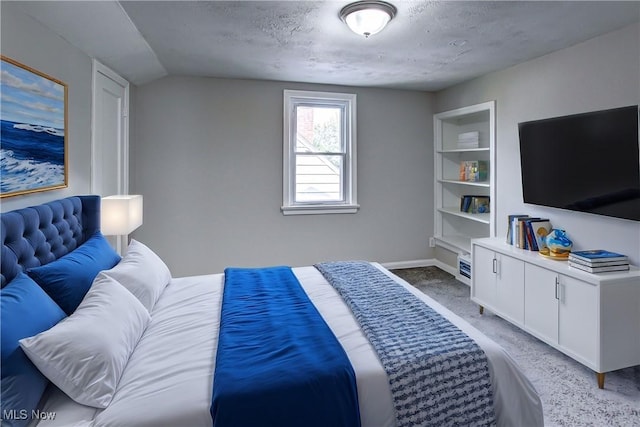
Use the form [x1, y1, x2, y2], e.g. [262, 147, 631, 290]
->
[19, 275, 151, 408]
[101, 239, 171, 312]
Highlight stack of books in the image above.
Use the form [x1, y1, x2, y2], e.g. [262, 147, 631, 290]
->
[457, 131, 479, 149]
[459, 160, 488, 182]
[506, 214, 552, 251]
[568, 250, 630, 273]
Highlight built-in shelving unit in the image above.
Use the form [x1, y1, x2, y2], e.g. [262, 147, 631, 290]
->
[433, 101, 496, 258]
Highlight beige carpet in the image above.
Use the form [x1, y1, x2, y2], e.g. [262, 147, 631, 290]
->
[391, 266, 640, 427]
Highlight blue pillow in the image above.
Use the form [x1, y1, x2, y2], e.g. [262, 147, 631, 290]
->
[1, 273, 66, 427]
[27, 232, 121, 315]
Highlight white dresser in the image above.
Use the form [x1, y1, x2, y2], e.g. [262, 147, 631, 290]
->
[471, 237, 640, 388]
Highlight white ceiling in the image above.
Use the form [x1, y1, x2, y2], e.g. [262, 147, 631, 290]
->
[12, 1, 640, 91]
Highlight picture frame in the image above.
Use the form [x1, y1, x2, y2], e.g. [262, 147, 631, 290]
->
[1, 55, 68, 198]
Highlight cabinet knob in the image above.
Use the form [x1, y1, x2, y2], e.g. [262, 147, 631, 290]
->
[492, 258, 497, 274]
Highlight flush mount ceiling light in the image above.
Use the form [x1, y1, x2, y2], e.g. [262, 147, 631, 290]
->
[339, 0, 397, 38]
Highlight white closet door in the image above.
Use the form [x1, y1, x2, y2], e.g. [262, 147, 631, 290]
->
[92, 60, 130, 253]
[92, 59, 129, 196]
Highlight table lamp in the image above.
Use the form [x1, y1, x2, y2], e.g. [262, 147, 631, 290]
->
[101, 195, 143, 254]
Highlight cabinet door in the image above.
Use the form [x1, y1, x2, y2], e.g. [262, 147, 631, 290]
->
[558, 275, 598, 365]
[495, 254, 525, 325]
[524, 263, 559, 343]
[472, 245, 497, 307]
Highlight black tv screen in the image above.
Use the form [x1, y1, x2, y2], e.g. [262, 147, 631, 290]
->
[518, 105, 640, 221]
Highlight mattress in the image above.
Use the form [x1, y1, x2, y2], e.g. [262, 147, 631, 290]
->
[33, 263, 543, 427]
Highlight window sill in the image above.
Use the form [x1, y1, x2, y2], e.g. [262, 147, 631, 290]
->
[281, 204, 360, 215]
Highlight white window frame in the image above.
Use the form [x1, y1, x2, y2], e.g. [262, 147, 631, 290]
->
[282, 89, 359, 215]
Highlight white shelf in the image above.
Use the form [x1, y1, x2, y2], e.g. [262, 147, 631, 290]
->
[435, 235, 473, 254]
[438, 147, 490, 154]
[438, 207, 491, 224]
[438, 179, 490, 188]
[433, 101, 496, 257]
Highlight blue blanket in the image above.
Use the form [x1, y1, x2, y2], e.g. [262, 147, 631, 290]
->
[210, 267, 361, 427]
[315, 261, 496, 427]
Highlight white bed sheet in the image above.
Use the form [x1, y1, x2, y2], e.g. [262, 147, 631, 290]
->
[35, 264, 543, 427]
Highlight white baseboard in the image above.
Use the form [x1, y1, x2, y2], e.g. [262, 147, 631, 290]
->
[380, 259, 434, 270]
[381, 258, 458, 277]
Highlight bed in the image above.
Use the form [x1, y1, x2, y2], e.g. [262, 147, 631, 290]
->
[1, 195, 544, 427]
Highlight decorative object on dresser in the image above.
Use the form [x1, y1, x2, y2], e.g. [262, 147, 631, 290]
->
[540, 228, 572, 259]
[471, 237, 640, 389]
[0, 56, 68, 198]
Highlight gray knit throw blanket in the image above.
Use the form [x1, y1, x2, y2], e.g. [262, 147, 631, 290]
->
[315, 261, 496, 427]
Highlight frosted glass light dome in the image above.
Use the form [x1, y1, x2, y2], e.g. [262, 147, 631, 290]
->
[340, 1, 397, 38]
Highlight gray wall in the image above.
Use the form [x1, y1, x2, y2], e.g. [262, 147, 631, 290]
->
[435, 23, 640, 266]
[0, 2, 93, 212]
[132, 77, 434, 276]
[5, 1, 637, 273]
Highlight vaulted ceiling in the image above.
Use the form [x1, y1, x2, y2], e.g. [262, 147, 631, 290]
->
[12, 1, 640, 91]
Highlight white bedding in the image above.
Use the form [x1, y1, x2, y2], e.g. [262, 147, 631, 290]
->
[34, 263, 543, 427]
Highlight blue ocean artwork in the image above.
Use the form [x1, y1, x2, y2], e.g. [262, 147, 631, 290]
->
[1, 120, 65, 193]
[1, 58, 66, 195]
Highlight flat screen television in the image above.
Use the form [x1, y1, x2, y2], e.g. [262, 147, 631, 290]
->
[518, 105, 640, 221]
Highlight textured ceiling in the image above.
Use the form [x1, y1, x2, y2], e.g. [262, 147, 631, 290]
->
[12, 1, 640, 91]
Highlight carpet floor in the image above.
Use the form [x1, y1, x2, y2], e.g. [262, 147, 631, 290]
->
[390, 266, 640, 427]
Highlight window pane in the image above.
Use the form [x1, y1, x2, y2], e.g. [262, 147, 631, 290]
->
[295, 106, 342, 153]
[295, 154, 343, 202]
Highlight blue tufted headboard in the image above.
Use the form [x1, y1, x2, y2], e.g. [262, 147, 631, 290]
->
[1, 195, 101, 287]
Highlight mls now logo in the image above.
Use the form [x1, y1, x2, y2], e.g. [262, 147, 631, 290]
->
[2, 409, 56, 421]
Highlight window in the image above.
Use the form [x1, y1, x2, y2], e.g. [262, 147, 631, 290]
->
[282, 90, 358, 215]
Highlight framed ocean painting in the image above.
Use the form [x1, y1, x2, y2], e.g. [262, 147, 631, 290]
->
[1, 56, 68, 198]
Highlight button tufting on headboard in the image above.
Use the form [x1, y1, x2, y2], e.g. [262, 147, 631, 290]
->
[1, 195, 101, 287]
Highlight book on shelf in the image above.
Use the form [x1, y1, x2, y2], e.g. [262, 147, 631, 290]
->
[460, 196, 490, 214]
[457, 142, 479, 149]
[457, 131, 479, 149]
[523, 219, 537, 250]
[516, 217, 531, 249]
[522, 217, 545, 250]
[459, 160, 488, 182]
[567, 257, 629, 268]
[569, 250, 628, 263]
[517, 217, 542, 249]
[514, 216, 532, 249]
[506, 215, 552, 250]
[527, 219, 552, 251]
[460, 195, 473, 213]
[506, 214, 528, 245]
[569, 262, 630, 274]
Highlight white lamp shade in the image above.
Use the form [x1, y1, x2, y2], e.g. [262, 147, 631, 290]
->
[101, 195, 143, 236]
[345, 8, 391, 37]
